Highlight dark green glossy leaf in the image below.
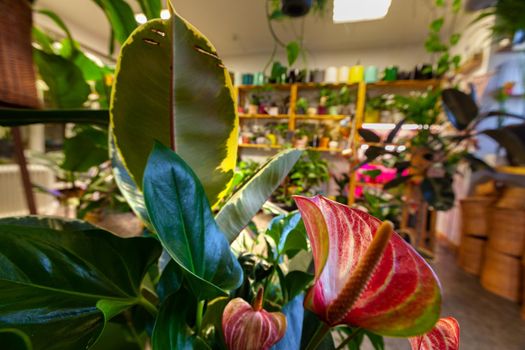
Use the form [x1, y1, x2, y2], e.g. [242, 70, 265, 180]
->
[32, 27, 54, 54]
[364, 145, 386, 161]
[90, 323, 143, 350]
[92, 0, 137, 45]
[272, 294, 304, 350]
[358, 128, 381, 143]
[33, 49, 90, 108]
[156, 260, 183, 302]
[0, 216, 162, 350]
[483, 125, 525, 165]
[62, 126, 108, 172]
[0, 108, 109, 127]
[364, 331, 384, 350]
[143, 143, 243, 299]
[111, 11, 238, 207]
[266, 211, 308, 260]
[284, 271, 313, 301]
[464, 154, 494, 172]
[300, 310, 335, 350]
[383, 175, 412, 190]
[386, 118, 406, 143]
[286, 41, 301, 66]
[152, 288, 196, 350]
[136, 0, 162, 19]
[441, 88, 479, 130]
[216, 149, 302, 243]
[0, 329, 32, 350]
[110, 134, 152, 228]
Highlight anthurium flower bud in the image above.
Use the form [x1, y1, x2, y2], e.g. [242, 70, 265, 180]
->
[222, 289, 287, 350]
[409, 317, 460, 350]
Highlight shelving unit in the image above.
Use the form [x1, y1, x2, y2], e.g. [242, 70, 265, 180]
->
[235, 79, 440, 207]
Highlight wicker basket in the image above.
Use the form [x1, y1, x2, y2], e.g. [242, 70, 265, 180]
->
[488, 207, 525, 257]
[481, 247, 522, 302]
[460, 196, 496, 237]
[496, 186, 525, 210]
[0, 0, 39, 108]
[458, 235, 486, 275]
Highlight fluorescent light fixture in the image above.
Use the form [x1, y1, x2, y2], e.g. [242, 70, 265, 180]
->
[135, 13, 147, 24]
[333, 0, 392, 23]
[160, 9, 171, 20]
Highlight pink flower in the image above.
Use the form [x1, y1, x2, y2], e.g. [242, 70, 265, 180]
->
[409, 317, 460, 350]
[294, 195, 441, 336]
[222, 289, 287, 350]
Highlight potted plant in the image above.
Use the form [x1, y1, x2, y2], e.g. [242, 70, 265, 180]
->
[248, 93, 260, 115]
[296, 96, 309, 114]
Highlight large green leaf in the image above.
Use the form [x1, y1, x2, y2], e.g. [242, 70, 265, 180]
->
[62, 126, 109, 172]
[33, 49, 91, 108]
[216, 149, 302, 242]
[110, 134, 151, 228]
[92, 0, 137, 46]
[151, 288, 196, 350]
[111, 8, 238, 207]
[0, 216, 162, 350]
[266, 211, 308, 260]
[136, 0, 162, 19]
[143, 143, 243, 299]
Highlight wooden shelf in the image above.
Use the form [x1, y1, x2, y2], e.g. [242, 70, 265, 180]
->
[239, 144, 282, 150]
[356, 182, 384, 188]
[367, 80, 440, 89]
[239, 114, 289, 119]
[497, 166, 525, 176]
[307, 147, 344, 153]
[296, 82, 359, 90]
[296, 114, 347, 121]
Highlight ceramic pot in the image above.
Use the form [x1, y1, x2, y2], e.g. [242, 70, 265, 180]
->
[247, 104, 258, 115]
[364, 66, 378, 83]
[268, 106, 279, 116]
[307, 107, 317, 116]
[383, 66, 398, 81]
[242, 73, 254, 85]
[328, 140, 339, 149]
[338, 66, 350, 83]
[328, 106, 340, 115]
[325, 66, 338, 83]
[310, 69, 325, 83]
[348, 65, 364, 84]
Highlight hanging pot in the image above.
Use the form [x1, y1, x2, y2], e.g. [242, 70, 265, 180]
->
[281, 0, 312, 17]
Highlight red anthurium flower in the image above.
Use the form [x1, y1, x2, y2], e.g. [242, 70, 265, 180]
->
[294, 195, 441, 337]
[409, 317, 460, 350]
[222, 288, 287, 350]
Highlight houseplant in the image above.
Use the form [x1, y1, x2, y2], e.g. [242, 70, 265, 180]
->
[0, 3, 460, 350]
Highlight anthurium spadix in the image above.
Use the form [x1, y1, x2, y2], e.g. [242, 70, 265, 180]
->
[294, 195, 441, 337]
[409, 317, 460, 350]
[222, 288, 287, 350]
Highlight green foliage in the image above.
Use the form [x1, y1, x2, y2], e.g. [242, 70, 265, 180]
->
[475, 0, 525, 40]
[143, 143, 243, 299]
[394, 90, 442, 125]
[286, 41, 301, 66]
[0, 216, 161, 350]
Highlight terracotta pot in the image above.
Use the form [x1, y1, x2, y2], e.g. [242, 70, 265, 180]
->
[319, 137, 330, 148]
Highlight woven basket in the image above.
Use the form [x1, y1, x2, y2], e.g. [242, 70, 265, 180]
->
[458, 235, 486, 275]
[0, 0, 39, 108]
[481, 247, 522, 302]
[496, 186, 525, 210]
[460, 196, 496, 237]
[488, 207, 525, 257]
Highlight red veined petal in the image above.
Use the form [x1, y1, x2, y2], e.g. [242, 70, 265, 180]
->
[294, 195, 441, 337]
[409, 317, 460, 350]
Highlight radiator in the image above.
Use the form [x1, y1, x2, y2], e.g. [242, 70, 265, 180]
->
[0, 164, 57, 217]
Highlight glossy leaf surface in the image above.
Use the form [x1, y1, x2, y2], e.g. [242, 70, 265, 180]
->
[294, 196, 441, 337]
[111, 9, 238, 207]
[0, 329, 32, 350]
[152, 288, 196, 350]
[266, 211, 308, 260]
[143, 143, 243, 299]
[0, 216, 161, 350]
[409, 317, 459, 350]
[0, 108, 109, 127]
[216, 149, 302, 242]
[271, 294, 304, 350]
[441, 88, 478, 130]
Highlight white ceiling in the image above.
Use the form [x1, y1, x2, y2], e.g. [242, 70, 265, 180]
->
[34, 0, 441, 58]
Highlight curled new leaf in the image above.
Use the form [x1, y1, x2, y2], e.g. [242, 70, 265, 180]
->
[409, 317, 459, 350]
[294, 195, 441, 337]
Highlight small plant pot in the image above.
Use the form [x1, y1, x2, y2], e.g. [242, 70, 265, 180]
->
[247, 104, 258, 115]
[307, 107, 317, 116]
[328, 140, 339, 149]
[294, 136, 308, 149]
[268, 106, 279, 116]
[328, 106, 340, 116]
[319, 137, 330, 148]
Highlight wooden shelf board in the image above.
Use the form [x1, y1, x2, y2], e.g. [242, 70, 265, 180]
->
[307, 147, 344, 153]
[367, 80, 440, 89]
[239, 144, 282, 149]
[295, 114, 347, 121]
[497, 166, 525, 176]
[356, 182, 385, 188]
[239, 114, 289, 119]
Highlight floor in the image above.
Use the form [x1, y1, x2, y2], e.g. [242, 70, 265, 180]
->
[362, 245, 525, 350]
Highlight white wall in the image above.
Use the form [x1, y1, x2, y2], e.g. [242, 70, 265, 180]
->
[223, 44, 430, 76]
